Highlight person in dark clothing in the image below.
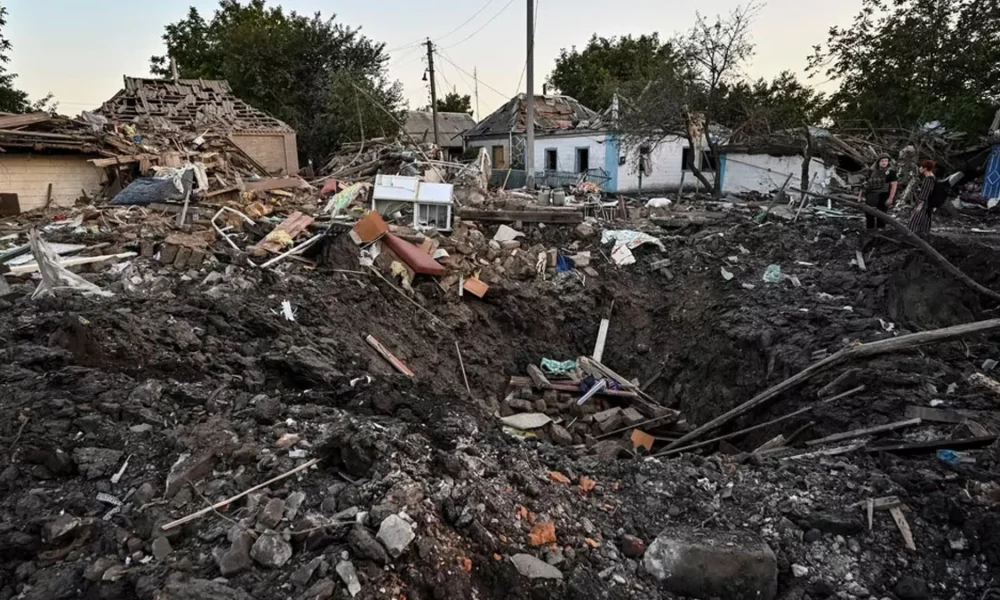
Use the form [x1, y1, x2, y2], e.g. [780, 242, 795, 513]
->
[908, 160, 937, 235]
[859, 154, 898, 229]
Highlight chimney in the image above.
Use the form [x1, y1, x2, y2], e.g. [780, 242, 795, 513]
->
[170, 57, 179, 83]
[542, 84, 548, 96]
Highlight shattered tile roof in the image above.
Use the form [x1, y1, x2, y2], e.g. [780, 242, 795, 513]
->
[464, 94, 600, 138]
[404, 111, 476, 147]
[97, 77, 294, 134]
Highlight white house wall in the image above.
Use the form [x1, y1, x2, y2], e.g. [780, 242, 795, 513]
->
[535, 135, 607, 175]
[722, 154, 835, 195]
[615, 136, 717, 194]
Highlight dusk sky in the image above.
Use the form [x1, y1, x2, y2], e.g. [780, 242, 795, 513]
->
[4, 0, 862, 119]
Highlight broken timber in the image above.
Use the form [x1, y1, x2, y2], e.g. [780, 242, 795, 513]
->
[665, 318, 1000, 450]
[890, 507, 917, 551]
[866, 435, 999, 455]
[366, 335, 415, 377]
[804, 418, 923, 447]
[508, 376, 636, 399]
[456, 208, 583, 224]
[526, 365, 552, 389]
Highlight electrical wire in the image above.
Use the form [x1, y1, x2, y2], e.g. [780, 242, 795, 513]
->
[440, 0, 517, 50]
[435, 0, 497, 43]
[434, 51, 508, 99]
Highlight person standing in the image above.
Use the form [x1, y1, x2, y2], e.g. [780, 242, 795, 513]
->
[908, 160, 937, 234]
[859, 154, 898, 229]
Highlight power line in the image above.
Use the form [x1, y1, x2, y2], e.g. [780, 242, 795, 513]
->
[436, 0, 497, 42]
[439, 49, 475, 92]
[434, 51, 508, 99]
[440, 0, 517, 50]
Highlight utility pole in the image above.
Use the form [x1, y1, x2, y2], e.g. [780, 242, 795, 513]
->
[525, 0, 535, 189]
[426, 39, 440, 150]
[474, 67, 480, 121]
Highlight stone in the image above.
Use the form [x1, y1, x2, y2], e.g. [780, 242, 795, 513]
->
[83, 557, 117, 582]
[43, 515, 84, 543]
[336, 560, 362, 598]
[151, 536, 173, 560]
[250, 530, 293, 568]
[253, 394, 282, 423]
[165, 452, 218, 498]
[805, 511, 864, 536]
[348, 524, 388, 564]
[550, 424, 573, 445]
[621, 535, 646, 558]
[591, 439, 625, 460]
[643, 527, 777, 600]
[803, 528, 822, 544]
[285, 491, 307, 521]
[163, 578, 254, 600]
[298, 579, 335, 600]
[594, 407, 624, 434]
[376, 514, 416, 558]
[894, 577, 929, 600]
[511, 553, 564, 580]
[507, 398, 534, 412]
[792, 564, 809, 578]
[258, 498, 286, 529]
[622, 407, 645, 427]
[219, 530, 253, 577]
[575, 222, 596, 239]
[291, 557, 322, 588]
[71, 447, 123, 480]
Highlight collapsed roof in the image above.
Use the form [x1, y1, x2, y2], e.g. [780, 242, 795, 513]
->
[97, 77, 294, 134]
[465, 94, 600, 138]
[404, 111, 476, 148]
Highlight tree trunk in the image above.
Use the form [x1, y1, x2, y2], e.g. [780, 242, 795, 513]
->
[800, 126, 812, 202]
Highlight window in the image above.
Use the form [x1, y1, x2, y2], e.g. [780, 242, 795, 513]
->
[682, 147, 717, 172]
[545, 148, 558, 171]
[492, 145, 506, 168]
[417, 203, 450, 230]
[576, 148, 590, 174]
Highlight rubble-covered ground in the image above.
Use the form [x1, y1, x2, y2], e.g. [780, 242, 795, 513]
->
[2, 201, 1000, 600]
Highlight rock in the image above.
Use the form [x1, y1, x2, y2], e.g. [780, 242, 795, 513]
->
[165, 452, 218, 499]
[83, 557, 117, 582]
[894, 577, 929, 600]
[291, 557, 322, 588]
[591, 439, 625, 459]
[511, 553, 564, 579]
[298, 579, 335, 600]
[336, 561, 362, 598]
[622, 407, 645, 427]
[219, 530, 253, 577]
[151, 536, 173, 560]
[376, 514, 416, 558]
[129, 381, 164, 404]
[71, 447, 123, 480]
[43, 515, 85, 543]
[348, 524, 388, 564]
[258, 498, 285, 529]
[285, 491, 306, 521]
[575, 222, 596, 239]
[805, 511, 863, 536]
[507, 398, 534, 412]
[163, 578, 254, 600]
[253, 394, 282, 423]
[550, 423, 573, 445]
[792, 564, 809, 578]
[643, 527, 777, 600]
[23, 567, 81, 600]
[621, 535, 646, 558]
[803, 528, 822, 543]
[250, 530, 293, 568]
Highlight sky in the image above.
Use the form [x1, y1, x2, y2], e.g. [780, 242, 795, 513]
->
[4, 0, 863, 120]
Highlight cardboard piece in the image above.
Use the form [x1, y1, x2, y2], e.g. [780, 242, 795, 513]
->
[352, 211, 389, 245]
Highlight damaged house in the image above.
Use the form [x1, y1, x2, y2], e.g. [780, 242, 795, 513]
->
[403, 110, 476, 161]
[98, 77, 299, 176]
[0, 112, 131, 215]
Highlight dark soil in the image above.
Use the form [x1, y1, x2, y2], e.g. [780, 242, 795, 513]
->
[2, 203, 999, 600]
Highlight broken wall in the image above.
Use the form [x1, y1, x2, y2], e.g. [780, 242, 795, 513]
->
[722, 154, 836, 196]
[616, 136, 708, 193]
[230, 132, 299, 176]
[0, 153, 104, 212]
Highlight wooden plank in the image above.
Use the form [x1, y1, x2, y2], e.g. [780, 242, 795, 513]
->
[852, 496, 901, 511]
[89, 154, 156, 168]
[244, 177, 310, 192]
[255, 211, 315, 254]
[890, 506, 916, 550]
[904, 405, 975, 424]
[508, 376, 637, 399]
[805, 418, 923, 447]
[753, 435, 786, 455]
[592, 319, 610, 363]
[0, 112, 52, 129]
[526, 365, 551, 389]
[780, 442, 867, 461]
[457, 208, 584, 224]
[866, 435, 999, 455]
[366, 335, 415, 377]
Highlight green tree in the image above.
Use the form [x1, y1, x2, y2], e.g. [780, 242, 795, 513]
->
[809, 0, 1000, 135]
[151, 0, 405, 165]
[434, 92, 472, 115]
[0, 3, 29, 113]
[548, 33, 683, 110]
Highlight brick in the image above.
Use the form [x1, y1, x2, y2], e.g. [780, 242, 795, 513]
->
[173, 247, 192, 269]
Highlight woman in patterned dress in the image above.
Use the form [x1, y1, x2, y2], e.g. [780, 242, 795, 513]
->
[907, 160, 937, 235]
